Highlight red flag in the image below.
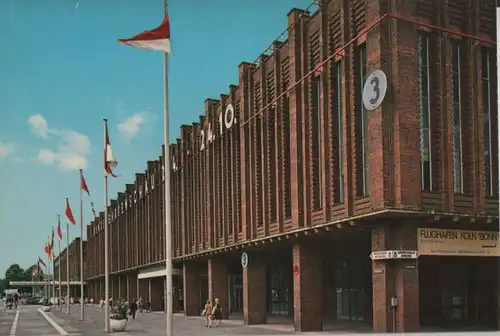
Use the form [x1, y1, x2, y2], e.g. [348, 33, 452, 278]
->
[80, 171, 90, 195]
[104, 121, 118, 177]
[118, 16, 171, 53]
[57, 217, 63, 240]
[65, 198, 76, 225]
[38, 257, 46, 268]
[44, 243, 50, 256]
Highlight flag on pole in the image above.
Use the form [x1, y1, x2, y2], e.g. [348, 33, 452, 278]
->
[46, 229, 54, 259]
[44, 240, 50, 256]
[118, 16, 171, 53]
[50, 228, 54, 250]
[38, 257, 46, 268]
[57, 217, 63, 240]
[104, 122, 118, 177]
[65, 198, 76, 225]
[81, 171, 91, 195]
[90, 201, 97, 218]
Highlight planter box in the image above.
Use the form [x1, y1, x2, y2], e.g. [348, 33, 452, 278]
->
[110, 319, 127, 332]
[42, 306, 51, 312]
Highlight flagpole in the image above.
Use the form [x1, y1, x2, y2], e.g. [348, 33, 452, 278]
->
[79, 169, 85, 321]
[58, 219, 62, 311]
[51, 228, 54, 304]
[66, 213, 71, 315]
[104, 119, 110, 333]
[49, 257, 52, 302]
[47, 254, 51, 300]
[163, 1, 173, 336]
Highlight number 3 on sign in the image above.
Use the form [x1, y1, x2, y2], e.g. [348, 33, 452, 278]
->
[362, 70, 388, 111]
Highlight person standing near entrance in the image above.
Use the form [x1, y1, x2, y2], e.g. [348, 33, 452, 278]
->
[212, 298, 222, 327]
[203, 300, 213, 327]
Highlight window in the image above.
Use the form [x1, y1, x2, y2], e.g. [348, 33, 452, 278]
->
[418, 32, 432, 190]
[451, 41, 463, 193]
[311, 76, 323, 209]
[482, 48, 493, 196]
[355, 44, 369, 196]
[332, 61, 344, 203]
[269, 106, 277, 221]
[283, 97, 292, 218]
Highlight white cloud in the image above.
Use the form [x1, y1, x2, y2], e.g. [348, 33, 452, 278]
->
[28, 114, 49, 138]
[0, 141, 14, 160]
[28, 114, 92, 171]
[117, 111, 152, 140]
[37, 148, 56, 165]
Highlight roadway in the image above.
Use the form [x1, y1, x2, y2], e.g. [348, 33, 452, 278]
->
[0, 301, 83, 336]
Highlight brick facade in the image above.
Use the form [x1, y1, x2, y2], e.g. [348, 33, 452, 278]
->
[83, 0, 499, 332]
[54, 238, 86, 282]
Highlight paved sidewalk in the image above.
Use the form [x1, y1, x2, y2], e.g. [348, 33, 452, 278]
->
[50, 305, 292, 335]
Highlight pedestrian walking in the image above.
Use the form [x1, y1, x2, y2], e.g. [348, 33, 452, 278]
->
[130, 298, 138, 319]
[203, 300, 213, 327]
[212, 298, 222, 327]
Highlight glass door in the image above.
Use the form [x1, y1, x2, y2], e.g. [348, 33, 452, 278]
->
[335, 259, 369, 321]
[229, 274, 243, 313]
[200, 275, 208, 312]
[440, 260, 467, 327]
[268, 266, 290, 316]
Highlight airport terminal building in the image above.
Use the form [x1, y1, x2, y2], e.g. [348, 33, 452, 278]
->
[83, 0, 499, 332]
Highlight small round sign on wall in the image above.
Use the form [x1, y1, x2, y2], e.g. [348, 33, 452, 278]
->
[362, 69, 388, 111]
[241, 252, 249, 268]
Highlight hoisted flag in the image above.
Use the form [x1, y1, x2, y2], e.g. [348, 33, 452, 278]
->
[81, 171, 90, 196]
[118, 16, 171, 53]
[65, 198, 76, 225]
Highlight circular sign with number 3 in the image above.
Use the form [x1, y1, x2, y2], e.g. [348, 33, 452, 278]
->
[362, 70, 388, 111]
[241, 252, 248, 268]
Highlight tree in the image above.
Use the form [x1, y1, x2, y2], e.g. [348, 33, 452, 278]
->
[5, 264, 26, 282]
[0, 278, 7, 294]
[3, 263, 33, 289]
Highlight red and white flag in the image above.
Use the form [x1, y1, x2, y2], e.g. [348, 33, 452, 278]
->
[104, 121, 118, 177]
[81, 171, 90, 195]
[38, 257, 46, 268]
[118, 16, 171, 53]
[65, 198, 76, 225]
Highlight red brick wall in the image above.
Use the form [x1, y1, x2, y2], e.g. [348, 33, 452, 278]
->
[84, 0, 498, 277]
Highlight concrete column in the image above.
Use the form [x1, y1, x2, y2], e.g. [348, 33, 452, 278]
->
[243, 253, 267, 325]
[293, 242, 323, 332]
[118, 276, 122, 300]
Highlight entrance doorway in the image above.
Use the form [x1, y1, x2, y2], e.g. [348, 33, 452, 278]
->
[419, 256, 498, 329]
[229, 274, 243, 313]
[267, 265, 291, 316]
[200, 275, 208, 312]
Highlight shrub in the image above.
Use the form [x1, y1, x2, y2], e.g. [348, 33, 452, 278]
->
[110, 298, 129, 320]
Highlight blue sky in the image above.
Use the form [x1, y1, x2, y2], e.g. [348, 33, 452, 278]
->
[0, 0, 312, 275]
